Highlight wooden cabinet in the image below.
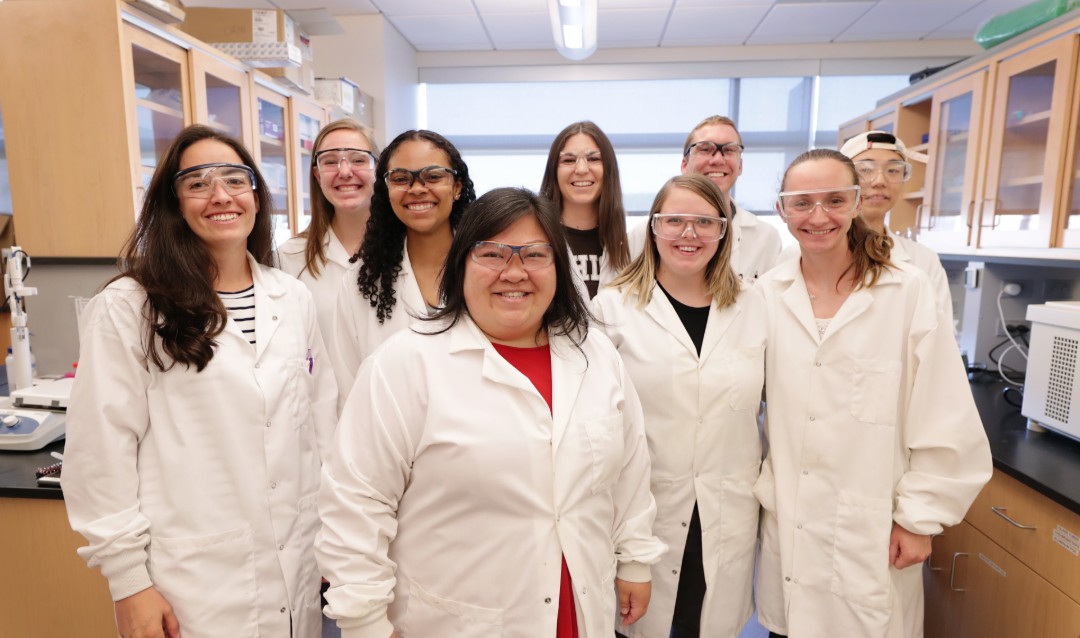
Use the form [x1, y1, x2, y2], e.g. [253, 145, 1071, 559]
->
[0, 0, 328, 257]
[841, 14, 1080, 254]
[919, 70, 989, 250]
[925, 470, 1080, 636]
[977, 36, 1078, 248]
[293, 97, 327, 236]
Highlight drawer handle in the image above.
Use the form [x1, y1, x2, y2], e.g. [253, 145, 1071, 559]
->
[928, 533, 944, 572]
[949, 552, 969, 592]
[991, 506, 1036, 530]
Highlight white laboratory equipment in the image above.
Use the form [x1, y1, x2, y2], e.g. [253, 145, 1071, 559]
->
[0, 377, 71, 450]
[1022, 301, 1080, 443]
[0, 246, 71, 450]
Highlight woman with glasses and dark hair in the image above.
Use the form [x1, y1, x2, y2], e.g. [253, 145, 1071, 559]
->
[330, 129, 476, 396]
[278, 119, 379, 353]
[318, 187, 665, 638]
[62, 125, 337, 638]
[752, 149, 990, 638]
[593, 174, 765, 638]
[540, 120, 631, 298]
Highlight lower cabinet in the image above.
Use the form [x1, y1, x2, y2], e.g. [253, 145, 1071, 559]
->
[925, 471, 1080, 636]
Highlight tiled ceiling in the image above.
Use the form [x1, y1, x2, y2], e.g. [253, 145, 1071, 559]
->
[183, 0, 1040, 52]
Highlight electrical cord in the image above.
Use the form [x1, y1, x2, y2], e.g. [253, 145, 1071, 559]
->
[994, 287, 1028, 388]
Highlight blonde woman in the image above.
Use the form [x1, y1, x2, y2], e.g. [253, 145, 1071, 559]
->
[593, 174, 765, 638]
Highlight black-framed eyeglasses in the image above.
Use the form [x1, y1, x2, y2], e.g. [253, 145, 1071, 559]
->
[314, 148, 378, 172]
[684, 140, 744, 159]
[384, 166, 458, 190]
[172, 163, 257, 199]
[470, 241, 555, 271]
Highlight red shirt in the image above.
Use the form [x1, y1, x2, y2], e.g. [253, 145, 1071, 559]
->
[492, 343, 578, 638]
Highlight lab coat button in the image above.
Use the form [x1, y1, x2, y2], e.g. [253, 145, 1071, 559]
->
[793, 578, 800, 584]
[545, 597, 552, 604]
[797, 524, 803, 530]
[265, 421, 271, 428]
[672, 569, 678, 575]
[280, 607, 286, 613]
[271, 482, 277, 489]
[681, 521, 688, 527]
[815, 362, 821, 367]
[809, 416, 815, 421]
[279, 544, 284, 550]
[696, 419, 702, 425]
[272, 315, 278, 321]
[255, 363, 260, 369]
[801, 470, 809, 475]
[785, 577, 791, 582]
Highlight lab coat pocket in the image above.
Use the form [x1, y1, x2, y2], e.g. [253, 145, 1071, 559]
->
[830, 491, 894, 611]
[149, 525, 258, 636]
[717, 467, 761, 567]
[724, 345, 766, 412]
[288, 358, 315, 429]
[849, 358, 901, 426]
[582, 414, 625, 495]
[401, 576, 504, 638]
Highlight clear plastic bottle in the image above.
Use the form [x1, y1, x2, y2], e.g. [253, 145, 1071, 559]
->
[5, 347, 12, 373]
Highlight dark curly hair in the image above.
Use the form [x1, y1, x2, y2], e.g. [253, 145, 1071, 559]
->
[114, 124, 274, 372]
[353, 130, 476, 323]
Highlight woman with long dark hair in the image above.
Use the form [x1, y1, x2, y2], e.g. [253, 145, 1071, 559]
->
[539, 120, 630, 298]
[330, 129, 476, 394]
[753, 149, 990, 638]
[62, 125, 336, 638]
[318, 187, 665, 638]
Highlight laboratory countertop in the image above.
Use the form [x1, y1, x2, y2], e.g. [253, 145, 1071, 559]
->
[1, 379, 1079, 514]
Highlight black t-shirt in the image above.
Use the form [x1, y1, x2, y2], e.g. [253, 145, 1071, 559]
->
[563, 225, 603, 299]
[658, 281, 710, 355]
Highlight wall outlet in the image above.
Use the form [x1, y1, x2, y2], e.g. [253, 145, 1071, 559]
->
[1002, 280, 1031, 298]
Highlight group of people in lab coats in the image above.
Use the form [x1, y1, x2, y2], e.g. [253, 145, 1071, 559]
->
[60, 113, 992, 638]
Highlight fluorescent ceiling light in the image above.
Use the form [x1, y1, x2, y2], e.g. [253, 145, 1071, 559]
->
[549, 0, 597, 61]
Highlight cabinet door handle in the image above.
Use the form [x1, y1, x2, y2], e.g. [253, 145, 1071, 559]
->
[964, 199, 975, 229]
[949, 552, 969, 592]
[928, 532, 944, 571]
[978, 198, 998, 228]
[991, 506, 1037, 530]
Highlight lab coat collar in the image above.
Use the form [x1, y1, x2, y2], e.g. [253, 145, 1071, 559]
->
[641, 282, 739, 361]
[324, 226, 354, 269]
[775, 257, 902, 344]
[398, 243, 431, 318]
[248, 253, 286, 361]
[447, 315, 586, 456]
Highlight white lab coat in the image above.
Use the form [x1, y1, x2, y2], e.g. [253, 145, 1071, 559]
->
[62, 255, 338, 638]
[277, 227, 355, 356]
[592, 283, 766, 638]
[316, 315, 667, 638]
[752, 258, 992, 638]
[778, 233, 954, 328]
[329, 243, 432, 403]
[625, 204, 780, 283]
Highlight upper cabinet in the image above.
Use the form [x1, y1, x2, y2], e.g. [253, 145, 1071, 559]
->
[976, 36, 1077, 248]
[840, 14, 1080, 254]
[919, 70, 989, 250]
[0, 0, 327, 257]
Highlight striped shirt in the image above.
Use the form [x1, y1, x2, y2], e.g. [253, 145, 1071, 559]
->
[219, 285, 256, 346]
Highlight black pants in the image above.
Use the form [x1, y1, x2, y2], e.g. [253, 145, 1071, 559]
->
[670, 503, 706, 637]
[768, 634, 787, 638]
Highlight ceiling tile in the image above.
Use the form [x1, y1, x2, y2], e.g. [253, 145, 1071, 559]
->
[370, 0, 477, 17]
[270, 0, 378, 13]
[836, 1, 973, 41]
[483, 11, 554, 49]
[930, 0, 1035, 33]
[387, 13, 492, 50]
[182, 0, 279, 9]
[746, 2, 874, 44]
[663, 5, 771, 46]
[598, 8, 670, 47]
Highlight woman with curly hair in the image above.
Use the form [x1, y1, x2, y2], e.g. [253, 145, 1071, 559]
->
[278, 119, 379, 354]
[540, 121, 631, 298]
[62, 125, 336, 638]
[330, 129, 476, 396]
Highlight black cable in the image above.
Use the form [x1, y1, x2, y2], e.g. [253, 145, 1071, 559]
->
[1002, 385, 1024, 409]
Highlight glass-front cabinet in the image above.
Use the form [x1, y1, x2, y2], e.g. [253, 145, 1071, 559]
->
[919, 71, 988, 250]
[293, 98, 326, 236]
[977, 36, 1077, 248]
[254, 85, 293, 247]
[125, 25, 191, 205]
[191, 50, 252, 148]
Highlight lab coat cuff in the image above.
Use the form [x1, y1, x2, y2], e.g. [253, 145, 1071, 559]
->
[338, 612, 394, 638]
[105, 562, 154, 602]
[616, 560, 652, 583]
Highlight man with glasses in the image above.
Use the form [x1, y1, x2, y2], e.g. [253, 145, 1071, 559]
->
[839, 131, 953, 326]
[680, 115, 781, 282]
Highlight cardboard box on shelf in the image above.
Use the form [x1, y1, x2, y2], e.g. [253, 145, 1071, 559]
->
[124, 0, 185, 24]
[264, 31, 314, 93]
[315, 77, 371, 126]
[181, 8, 301, 67]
